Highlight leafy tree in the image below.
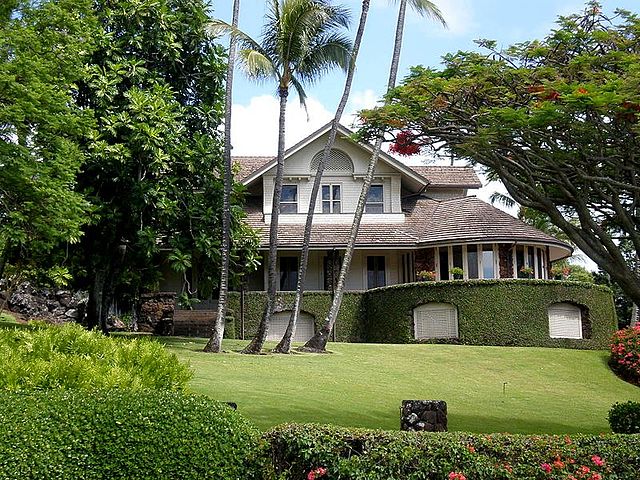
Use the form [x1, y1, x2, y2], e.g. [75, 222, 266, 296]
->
[218, 0, 352, 354]
[0, 0, 97, 280]
[302, 0, 445, 352]
[360, 2, 640, 307]
[74, 0, 247, 332]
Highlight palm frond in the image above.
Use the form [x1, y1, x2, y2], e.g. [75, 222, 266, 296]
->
[294, 33, 352, 84]
[290, 76, 309, 112]
[207, 19, 263, 52]
[237, 49, 278, 82]
[489, 191, 517, 208]
[389, 0, 447, 27]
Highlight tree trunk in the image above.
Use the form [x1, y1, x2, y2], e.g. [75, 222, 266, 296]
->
[273, 0, 371, 354]
[242, 87, 288, 354]
[86, 267, 106, 331]
[204, 0, 241, 353]
[301, 0, 408, 353]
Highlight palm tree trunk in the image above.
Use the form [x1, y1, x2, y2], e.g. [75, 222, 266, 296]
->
[242, 86, 288, 354]
[301, 0, 408, 352]
[273, 0, 371, 354]
[204, 0, 241, 353]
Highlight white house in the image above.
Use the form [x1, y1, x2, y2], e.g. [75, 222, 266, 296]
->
[236, 122, 572, 294]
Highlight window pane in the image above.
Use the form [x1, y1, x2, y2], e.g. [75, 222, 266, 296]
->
[279, 257, 298, 291]
[281, 185, 297, 202]
[281, 203, 297, 214]
[483, 245, 495, 279]
[332, 185, 341, 200]
[333, 201, 341, 213]
[537, 249, 544, 279]
[439, 248, 449, 280]
[467, 245, 478, 279]
[367, 185, 383, 203]
[322, 201, 330, 213]
[365, 203, 383, 214]
[367, 256, 386, 289]
[527, 247, 535, 271]
[453, 245, 463, 269]
[322, 185, 330, 200]
[516, 246, 525, 278]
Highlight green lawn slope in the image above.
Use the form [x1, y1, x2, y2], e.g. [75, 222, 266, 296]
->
[163, 338, 639, 434]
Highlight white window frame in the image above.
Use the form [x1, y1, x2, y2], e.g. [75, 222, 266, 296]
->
[365, 184, 384, 213]
[321, 183, 342, 214]
[280, 184, 298, 214]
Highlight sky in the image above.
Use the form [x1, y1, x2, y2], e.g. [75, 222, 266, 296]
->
[211, 0, 638, 269]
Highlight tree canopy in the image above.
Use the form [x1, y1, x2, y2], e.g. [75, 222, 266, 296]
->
[359, 2, 640, 305]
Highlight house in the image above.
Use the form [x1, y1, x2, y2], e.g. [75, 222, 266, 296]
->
[224, 123, 611, 345]
[237, 122, 571, 292]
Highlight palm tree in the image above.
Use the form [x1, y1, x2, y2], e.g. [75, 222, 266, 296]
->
[225, 0, 352, 354]
[301, 0, 445, 352]
[273, 1, 371, 354]
[203, 0, 241, 353]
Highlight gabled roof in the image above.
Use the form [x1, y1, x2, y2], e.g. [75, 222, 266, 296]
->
[236, 122, 430, 188]
[233, 156, 273, 182]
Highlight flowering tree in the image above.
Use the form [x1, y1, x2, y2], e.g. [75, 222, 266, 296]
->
[359, 2, 640, 306]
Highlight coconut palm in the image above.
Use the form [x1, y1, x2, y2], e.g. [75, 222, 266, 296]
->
[273, 1, 371, 354]
[221, 0, 351, 354]
[301, 0, 445, 352]
[203, 0, 241, 353]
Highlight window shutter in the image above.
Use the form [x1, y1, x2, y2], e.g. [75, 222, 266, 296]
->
[548, 303, 582, 339]
[414, 303, 458, 339]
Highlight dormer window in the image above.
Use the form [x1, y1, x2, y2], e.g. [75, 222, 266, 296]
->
[281, 185, 298, 214]
[322, 184, 341, 213]
[365, 185, 384, 213]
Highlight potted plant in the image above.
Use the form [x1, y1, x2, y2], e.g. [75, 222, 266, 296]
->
[519, 266, 534, 279]
[416, 270, 436, 282]
[449, 267, 464, 280]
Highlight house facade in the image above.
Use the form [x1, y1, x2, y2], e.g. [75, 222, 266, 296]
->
[237, 123, 572, 295]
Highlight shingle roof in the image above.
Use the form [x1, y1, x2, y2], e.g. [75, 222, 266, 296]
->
[233, 156, 273, 182]
[410, 166, 482, 189]
[243, 194, 570, 253]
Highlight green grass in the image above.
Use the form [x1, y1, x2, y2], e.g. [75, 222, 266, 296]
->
[161, 338, 640, 434]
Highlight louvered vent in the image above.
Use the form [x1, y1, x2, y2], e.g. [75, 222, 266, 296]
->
[310, 149, 354, 174]
[413, 303, 458, 339]
[548, 303, 582, 339]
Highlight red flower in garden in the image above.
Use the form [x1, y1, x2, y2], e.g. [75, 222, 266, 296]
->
[307, 467, 327, 480]
[389, 130, 421, 156]
[541, 463, 552, 474]
[448, 472, 466, 480]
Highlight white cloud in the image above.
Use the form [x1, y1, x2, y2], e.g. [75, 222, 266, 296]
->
[413, 0, 475, 36]
[231, 95, 333, 156]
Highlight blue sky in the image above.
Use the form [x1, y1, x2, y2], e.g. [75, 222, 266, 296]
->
[214, 0, 638, 156]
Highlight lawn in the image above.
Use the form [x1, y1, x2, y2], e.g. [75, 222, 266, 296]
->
[160, 337, 640, 434]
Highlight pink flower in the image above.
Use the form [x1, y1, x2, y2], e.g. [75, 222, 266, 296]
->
[591, 455, 604, 467]
[307, 467, 327, 480]
[541, 463, 552, 474]
[590, 474, 602, 480]
[448, 472, 467, 480]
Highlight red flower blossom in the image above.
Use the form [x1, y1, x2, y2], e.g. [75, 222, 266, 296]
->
[448, 472, 466, 480]
[541, 463, 552, 473]
[389, 130, 421, 156]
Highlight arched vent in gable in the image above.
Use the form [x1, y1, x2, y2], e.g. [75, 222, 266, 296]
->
[310, 149, 354, 174]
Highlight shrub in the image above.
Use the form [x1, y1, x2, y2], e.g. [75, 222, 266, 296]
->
[608, 401, 640, 434]
[267, 424, 640, 480]
[0, 389, 268, 480]
[610, 325, 640, 384]
[0, 322, 192, 391]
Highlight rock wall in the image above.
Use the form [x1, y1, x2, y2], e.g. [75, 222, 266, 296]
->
[6, 283, 88, 324]
[138, 292, 176, 335]
[401, 400, 447, 432]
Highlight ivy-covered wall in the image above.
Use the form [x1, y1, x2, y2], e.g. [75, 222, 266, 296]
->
[227, 291, 365, 342]
[363, 280, 617, 349]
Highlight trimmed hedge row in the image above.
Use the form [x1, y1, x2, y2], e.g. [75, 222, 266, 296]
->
[266, 424, 640, 480]
[364, 280, 617, 349]
[0, 389, 268, 480]
[227, 291, 365, 342]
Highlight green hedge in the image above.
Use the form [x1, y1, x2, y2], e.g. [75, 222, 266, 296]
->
[364, 280, 617, 349]
[0, 322, 192, 391]
[266, 424, 640, 480]
[227, 291, 365, 342]
[0, 389, 268, 480]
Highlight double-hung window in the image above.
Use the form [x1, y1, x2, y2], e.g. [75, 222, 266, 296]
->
[367, 256, 386, 289]
[280, 185, 298, 214]
[365, 185, 384, 213]
[322, 185, 341, 213]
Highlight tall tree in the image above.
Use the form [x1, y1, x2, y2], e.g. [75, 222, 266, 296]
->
[204, 0, 241, 353]
[75, 0, 229, 332]
[302, 0, 445, 352]
[273, 0, 370, 353]
[218, 0, 352, 354]
[0, 0, 97, 281]
[359, 3, 640, 307]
